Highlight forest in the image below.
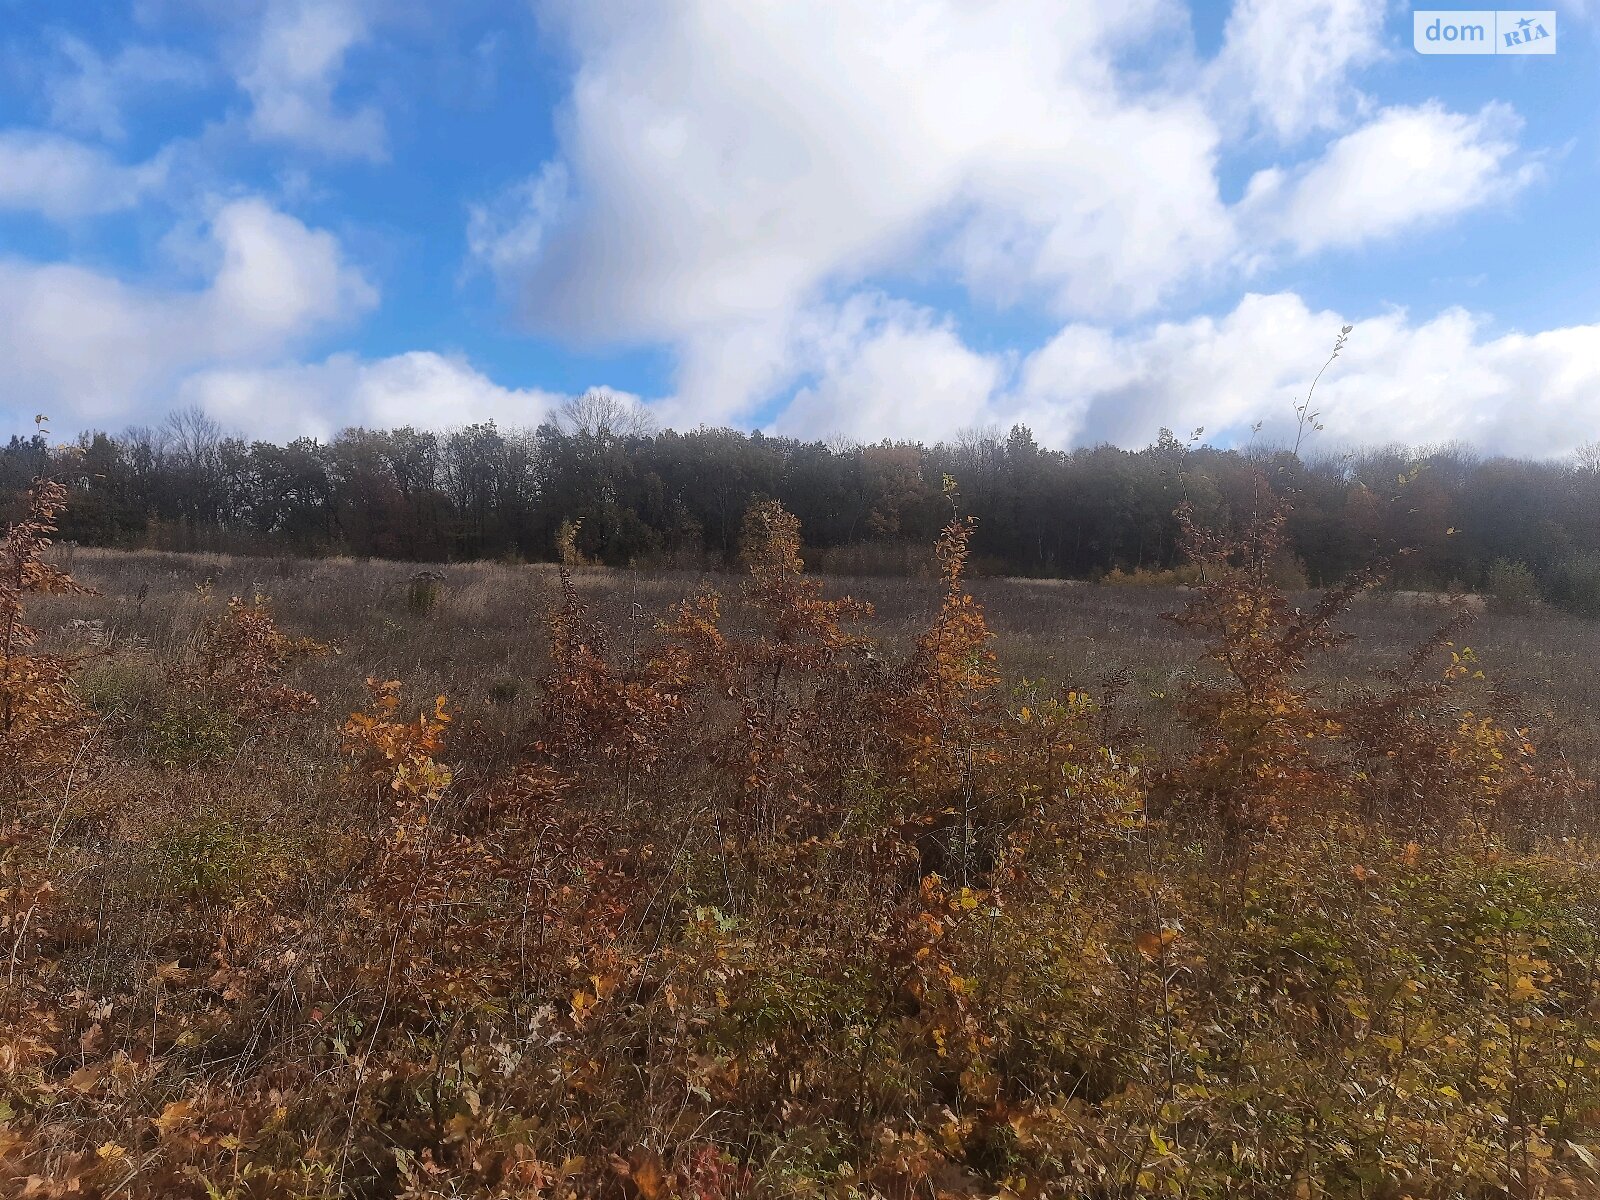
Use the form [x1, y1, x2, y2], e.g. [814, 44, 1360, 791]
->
[6, 395, 1600, 614]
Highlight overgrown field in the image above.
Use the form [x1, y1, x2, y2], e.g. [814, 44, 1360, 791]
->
[7, 481, 1600, 1198]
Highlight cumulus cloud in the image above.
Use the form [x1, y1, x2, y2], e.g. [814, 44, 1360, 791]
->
[640, 287, 1600, 461]
[773, 296, 1007, 444]
[179, 351, 564, 443]
[485, 0, 1230, 348]
[0, 0, 1570, 460]
[1240, 103, 1536, 256]
[154, 289, 1600, 457]
[1208, 0, 1388, 142]
[466, 0, 1535, 430]
[630, 288, 1600, 460]
[1012, 292, 1600, 458]
[236, 0, 386, 160]
[0, 198, 376, 428]
[0, 131, 171, 219]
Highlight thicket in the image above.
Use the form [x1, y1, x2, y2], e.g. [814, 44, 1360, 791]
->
[9, 408, 1600, 614]
[5, 462, 1600, 1198]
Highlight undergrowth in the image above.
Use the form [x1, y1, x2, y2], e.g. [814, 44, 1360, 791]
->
[1, 470, 1597, 1199]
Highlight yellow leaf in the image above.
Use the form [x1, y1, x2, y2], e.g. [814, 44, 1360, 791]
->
[570, 991, 593, 1025]
[154, 1099, 195, 1135]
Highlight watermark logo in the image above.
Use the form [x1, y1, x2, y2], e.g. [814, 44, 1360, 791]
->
[1414, 10, 1556, 54]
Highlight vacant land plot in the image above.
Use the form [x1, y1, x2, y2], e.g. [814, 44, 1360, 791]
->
[39, 546, 1600, 764]
[10, 531, 1600, 1198]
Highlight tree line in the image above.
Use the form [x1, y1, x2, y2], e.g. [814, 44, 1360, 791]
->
[7, 394, 1600, 613]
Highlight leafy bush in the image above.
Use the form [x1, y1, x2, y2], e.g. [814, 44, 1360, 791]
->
[143, 813, 288, 903]
[144, 698, 237, 768]
[404, 570, 443, 616]
[1549, 553, 1600, 617]
[77, 656, 160, 717]
[1486, 556, 1542, 608]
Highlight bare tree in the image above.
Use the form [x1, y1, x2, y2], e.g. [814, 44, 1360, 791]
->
[162, 406, 229, 525]
[553, 388, 655, 439]
[163, 406, 225, 469]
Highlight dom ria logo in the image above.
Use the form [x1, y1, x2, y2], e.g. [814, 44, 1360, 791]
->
[1415, 10, 1556, 54]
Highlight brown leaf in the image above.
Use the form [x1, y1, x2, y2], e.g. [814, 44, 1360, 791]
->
[67, 1062, 107, 1093]
[78, 1022, 104, 1057]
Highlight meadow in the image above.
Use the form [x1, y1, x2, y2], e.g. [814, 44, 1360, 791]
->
[8, 485, 1600, 1198]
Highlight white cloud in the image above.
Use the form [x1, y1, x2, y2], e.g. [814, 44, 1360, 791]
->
[1208, 0, 1388, 142]
[15, 250, 1597, 458]
[640, 288, 1600, 461]
[237, 0, 386, 161]
[180, 352, 563, 443]
[1012, 292, 1600, 458]
[0, 198, 376, 428]
[773, 295, 1007, 444]
[1240, 103, 1536, 256]
[469, 0, 1535, 430]
[204, 198, 378, 346]
[145, 289, 1600, 458]
[668, 288, 1600, 460]
[44, 35, 206, 142]
[0, 0, 1568, 462]
[465, 163, 569, 284]
[487, 0, 1230, 352]
[0, 131, 170, 218]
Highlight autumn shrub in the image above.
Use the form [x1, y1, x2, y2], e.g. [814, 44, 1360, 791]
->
[555, 515, 589, 566]
[172, 592, 329, 723]
[0, 469, 102, 1196]
[1104, 562, 1204, 588]
[10, 479, 1600, 1199]
[0, 475, 91, 778]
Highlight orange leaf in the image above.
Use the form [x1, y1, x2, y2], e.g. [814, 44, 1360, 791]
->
[154, 1100, 195, 1136]
[629, 1148, 667, 1200]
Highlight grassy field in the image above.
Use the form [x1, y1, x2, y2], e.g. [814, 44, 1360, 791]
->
[39, 545, 1600, 765]
[10, 519, 1600, 1198]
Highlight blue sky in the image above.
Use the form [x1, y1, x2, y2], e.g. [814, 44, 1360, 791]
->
[1, 0, 1597, 455]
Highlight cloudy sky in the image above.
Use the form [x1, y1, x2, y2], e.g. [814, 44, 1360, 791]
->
[1, 0, 1596, 454]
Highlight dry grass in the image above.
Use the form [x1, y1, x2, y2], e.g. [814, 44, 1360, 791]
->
[39, 546, 1600, 767]
[8, 521, 1600, 1199]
